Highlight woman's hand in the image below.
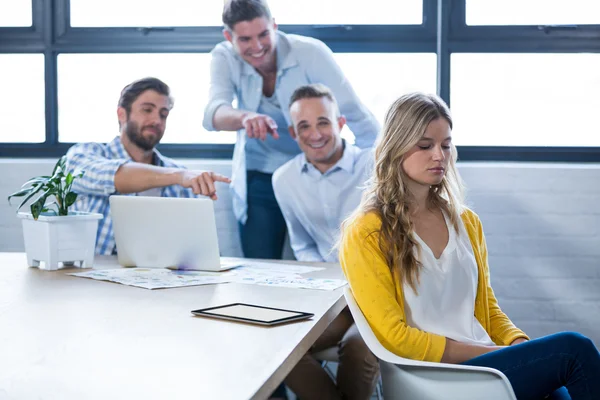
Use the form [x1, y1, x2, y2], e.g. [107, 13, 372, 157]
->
[510, 338, 528, 346]
[441, 338, 505, 364]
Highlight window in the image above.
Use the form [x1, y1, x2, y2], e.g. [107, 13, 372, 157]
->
[466, 0, 600, 26]
[0, 2, 32, 27]
[57, 53, 235, 144]
[57, 53, 436, 145]
[0, 54, 45, 143]
[69, 0, 223, 27]
[270, 0, 423, 25]
[451, 53, 600, 147]
[2, 1, 600, 160]
[336, 52, 436, 120]
[335, 53, 437, 142]
[70, 0, 422, 27]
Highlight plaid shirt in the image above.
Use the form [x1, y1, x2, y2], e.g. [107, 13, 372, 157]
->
[65, 136, 194, 255]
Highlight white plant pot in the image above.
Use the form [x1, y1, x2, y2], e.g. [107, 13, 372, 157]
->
[18, 211, 103, 271]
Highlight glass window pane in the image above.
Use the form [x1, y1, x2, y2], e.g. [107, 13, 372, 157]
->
[0, 54, 45, 143]
[57, 54, 235, 144]
[451, 53, 600, 147]
[70, 0, 223, 27]
[467, 0, 600, 26]
[334, 53, 436, 142]
[270, 0, 422, 25]
[0, 1, 32, 27]
[70, 0, 422, 27]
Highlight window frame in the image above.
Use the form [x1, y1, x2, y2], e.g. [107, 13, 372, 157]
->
[1, 0, 599, 162]
[0, 0, 44, 50]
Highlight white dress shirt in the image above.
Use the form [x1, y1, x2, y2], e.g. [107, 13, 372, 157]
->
[272, 143, 373, 262]
[403, 213, 495, 346]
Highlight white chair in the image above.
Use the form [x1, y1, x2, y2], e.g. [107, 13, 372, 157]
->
[343, 287, 517, 400]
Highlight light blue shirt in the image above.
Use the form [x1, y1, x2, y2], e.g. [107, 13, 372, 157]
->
[203, 31, 380, 224]
[272, 143, 374, 263]
[246, 94, 300, 173]
[65, 136, 194, 255]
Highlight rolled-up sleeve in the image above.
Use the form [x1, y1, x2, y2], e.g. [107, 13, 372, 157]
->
[305, 40, 380, 149]
[65, 143, 129, 197]
[203, 46, 236, 131]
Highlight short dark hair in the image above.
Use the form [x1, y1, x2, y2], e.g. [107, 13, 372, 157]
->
[222, 0, 272, 31]
[118, 77, 173, 114]
[289, 83, 340, 114]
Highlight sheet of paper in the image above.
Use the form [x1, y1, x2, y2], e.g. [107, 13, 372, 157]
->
[68, 268, 233, 290]
[238, 276, 347, 291]
[229, 266, 302, 279]
[219, 258, 325, 275]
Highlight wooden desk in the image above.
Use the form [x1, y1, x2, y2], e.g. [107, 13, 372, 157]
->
[0, 253, 346, 400]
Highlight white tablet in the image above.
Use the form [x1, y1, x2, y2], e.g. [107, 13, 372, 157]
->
[191, 303, 314, 326]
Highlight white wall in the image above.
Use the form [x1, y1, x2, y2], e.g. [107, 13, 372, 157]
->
[2, 159, 600, 345]
[460, 163, 600, 344]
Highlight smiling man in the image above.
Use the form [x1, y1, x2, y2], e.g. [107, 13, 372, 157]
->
[273, 84, 374, 263]
[65, 77, 230, 255]
[203, 0, 379, 263]
[272, 84, 379, 400]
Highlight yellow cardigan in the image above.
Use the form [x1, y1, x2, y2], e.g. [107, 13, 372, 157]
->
[339, 208, 528, 362]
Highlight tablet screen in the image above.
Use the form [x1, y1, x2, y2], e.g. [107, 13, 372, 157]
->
[192, 303, 313, 325]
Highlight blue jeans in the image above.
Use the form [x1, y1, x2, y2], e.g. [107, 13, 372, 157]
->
[462, 332, 600, 400]
[239, 170, 288, 260]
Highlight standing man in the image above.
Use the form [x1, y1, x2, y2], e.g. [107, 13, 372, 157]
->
[273, 84, 379, 400]
[66, 77, 230, 255]
[203, 0, 379, 260]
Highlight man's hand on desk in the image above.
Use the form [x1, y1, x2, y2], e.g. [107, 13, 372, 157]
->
[178, 170, 231, 200]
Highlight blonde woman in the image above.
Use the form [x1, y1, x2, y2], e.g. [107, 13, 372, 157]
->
[339, 92, 600, 400]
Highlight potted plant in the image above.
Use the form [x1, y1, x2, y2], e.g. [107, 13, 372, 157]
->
[8, 155, 102, 270]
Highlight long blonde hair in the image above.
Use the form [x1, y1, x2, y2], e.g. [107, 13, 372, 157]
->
[341, 93, 465, 293]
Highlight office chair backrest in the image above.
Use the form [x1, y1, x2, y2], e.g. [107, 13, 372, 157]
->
[343, 287, 517, 400]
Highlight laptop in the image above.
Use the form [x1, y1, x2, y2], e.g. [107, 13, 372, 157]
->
[109, 195, 239, 272]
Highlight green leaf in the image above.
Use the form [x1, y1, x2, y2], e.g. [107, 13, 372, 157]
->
[51, 156, 65, 176]
[51, 158, 66, 181]
[52, 168, 64, 181]
[22, 176, 50, 188]
[44, 200, 57, 208]
[8, 187, 36, 203]
[65, 192, 78, 208]
[41, 205, 58, 216]
[44, 200, 61, 216]
[30, 193, 49, 220]
[45, 185, 59, 197]
[11, 155, 83, 217]
[14, 184, 46, 212]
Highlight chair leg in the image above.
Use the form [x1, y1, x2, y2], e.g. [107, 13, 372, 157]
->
[321, 360, 337, 381]
[375, 375, 383, 400]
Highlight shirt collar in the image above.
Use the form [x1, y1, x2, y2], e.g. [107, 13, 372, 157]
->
[107, 136, 165, 166]
[300, 140, 358, 175]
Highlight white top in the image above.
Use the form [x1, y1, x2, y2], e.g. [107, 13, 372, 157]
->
[403, 213, 495, 346]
